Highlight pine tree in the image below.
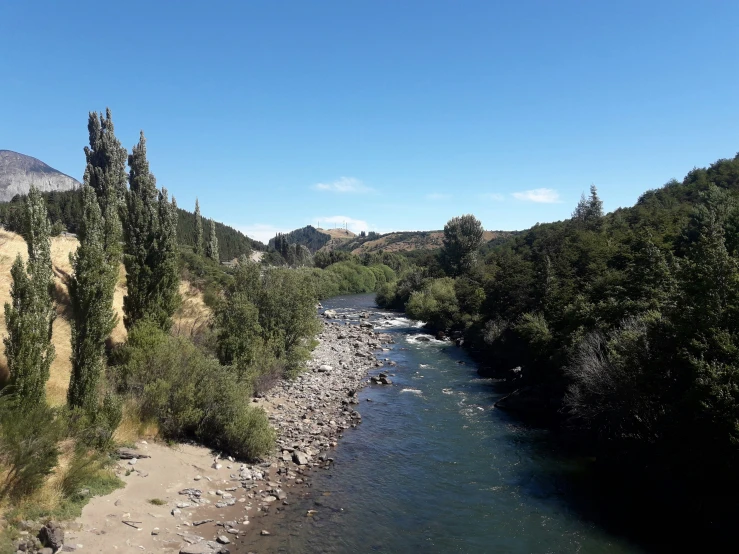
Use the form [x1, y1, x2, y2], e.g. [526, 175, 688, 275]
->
[194, 198, 204, 255]
[123, 133, 180, 331]
[206, 219, 219, 262]
[3, 186, 55, 405]
[572, 185, 604, 229]
[68, 186, 118, 411]
[83, 109, 126, 262]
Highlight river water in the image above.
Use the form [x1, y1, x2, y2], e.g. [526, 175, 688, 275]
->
[248, 294, 645, 554]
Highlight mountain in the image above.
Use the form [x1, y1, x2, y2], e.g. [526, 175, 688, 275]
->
[330, 229, 514, 255]
[0, 150, 80, 202]
[268, 225, 356, 253]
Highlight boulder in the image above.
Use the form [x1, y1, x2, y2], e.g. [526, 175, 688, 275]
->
[323, 310, 338, 318]
[38, 522, 64, 551]
[292, 451, 310, 465]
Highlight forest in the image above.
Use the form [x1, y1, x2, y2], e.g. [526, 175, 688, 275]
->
[377, 153, 739, 532]
[0, 189, 266, 262]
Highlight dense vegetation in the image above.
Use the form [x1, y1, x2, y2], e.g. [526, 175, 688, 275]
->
[0, 189, 266, 261]
[269, 225, 331, 253]
[377, 153, 739, 533]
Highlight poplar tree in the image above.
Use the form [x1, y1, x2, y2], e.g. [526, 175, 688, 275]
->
[68, 186, 118, 411]
[83, 109, 127, 263]
[194, 198, 204, 255]
[3, 186, 55, 404]
[123, 132, 180, 331]
[441, 214, 484, 276]
[206, 219, 219, 262]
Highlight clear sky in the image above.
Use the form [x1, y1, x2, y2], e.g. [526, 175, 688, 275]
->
[1, 1, 738, 242]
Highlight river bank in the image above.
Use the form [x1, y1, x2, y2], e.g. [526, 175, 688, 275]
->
[60, 315, 390, 554]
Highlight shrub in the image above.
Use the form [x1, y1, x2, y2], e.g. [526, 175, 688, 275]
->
[0, 399, 64, 500]
[113, 322, 274, 460]
[406, 277, 460, 331]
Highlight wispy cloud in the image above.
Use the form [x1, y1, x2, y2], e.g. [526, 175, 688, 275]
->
[318, 215, 370, 234]
[313, 176, 372, 194]
[511, 188, 561, 203]
[480, 193, 505, 201]
[425, 192, 452, 201]
[235, 223, 289, 244]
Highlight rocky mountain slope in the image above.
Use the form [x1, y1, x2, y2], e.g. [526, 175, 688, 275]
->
[0, 150, 80, 202]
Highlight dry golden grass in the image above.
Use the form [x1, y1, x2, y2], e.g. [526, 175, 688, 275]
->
[0, 229, 140, 404]
[171, 281, 212, 341]
[113, 399, 159, 445]
[316, 227, 357, 239]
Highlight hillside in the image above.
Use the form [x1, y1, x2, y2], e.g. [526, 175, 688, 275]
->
[327, 229, 513, 255]
[0, 150, 79, 202]
[0, 188, 266, 260]
[0, 228, 210, 404]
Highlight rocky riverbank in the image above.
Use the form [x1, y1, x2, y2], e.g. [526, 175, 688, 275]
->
[45, 315, 392, 554]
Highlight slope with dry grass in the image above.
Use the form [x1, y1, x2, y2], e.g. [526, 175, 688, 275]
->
[0, 228, 210, 405]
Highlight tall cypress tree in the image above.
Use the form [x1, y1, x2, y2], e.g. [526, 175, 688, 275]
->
[194, 198, 204, 256]
[84, 109, 127, 263]
[152, 188, 180, 331]
[206, 218, 219, 262]
[123, 133, 180, 331]
[3, 186, 55, 404]
[68, 186, 118, 411]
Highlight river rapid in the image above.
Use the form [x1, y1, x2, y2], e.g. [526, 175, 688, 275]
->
[242, 294, 646, 554]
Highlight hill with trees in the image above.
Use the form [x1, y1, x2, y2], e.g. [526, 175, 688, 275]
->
[0, 188, 266, 261]
[376, 153, 739, 536]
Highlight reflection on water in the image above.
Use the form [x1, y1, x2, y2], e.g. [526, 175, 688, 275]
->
[243, 294, 645, 554]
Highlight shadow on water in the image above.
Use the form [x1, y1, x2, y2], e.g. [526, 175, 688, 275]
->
[488, 392, 732, 554]
[244, 294, 723, 554]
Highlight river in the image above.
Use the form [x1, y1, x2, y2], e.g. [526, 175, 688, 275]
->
[241, 294, 646, 553]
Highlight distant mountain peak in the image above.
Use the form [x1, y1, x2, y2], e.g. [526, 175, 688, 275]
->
[0, 150, 80, 202]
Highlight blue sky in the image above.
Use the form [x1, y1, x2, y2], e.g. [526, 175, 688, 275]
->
[1, 1, 738, 243]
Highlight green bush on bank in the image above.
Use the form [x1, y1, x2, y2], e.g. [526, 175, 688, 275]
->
[112, 321, 275, 460]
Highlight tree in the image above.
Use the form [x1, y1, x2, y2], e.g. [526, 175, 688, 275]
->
[3, 186, 55, 405]
[83, 109, 126, 262]
[441, 214, 484, 276]
[206, 219, 219, 261]
[193, 198, 204, 256]
[123, 132, 180, 331]
[68, 186, 118, 411]
[572, 184, 604, 229]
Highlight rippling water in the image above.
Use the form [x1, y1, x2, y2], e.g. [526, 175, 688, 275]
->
[249, 294, 645, 554]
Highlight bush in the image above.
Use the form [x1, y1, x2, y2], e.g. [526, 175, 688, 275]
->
[406, 277, 460, 331]
[113, 321, 274, 460]
[0, 399, 64, 500]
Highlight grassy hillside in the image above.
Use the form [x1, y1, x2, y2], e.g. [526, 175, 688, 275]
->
[326, 229, 513, 255]
[0, 228, 210, 404]
[0, 189, 267, 261]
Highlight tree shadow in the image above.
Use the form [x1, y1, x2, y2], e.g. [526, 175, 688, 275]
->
[490, 391, 735, 553]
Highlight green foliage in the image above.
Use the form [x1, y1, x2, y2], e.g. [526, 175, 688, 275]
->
[177, 206, 261, 261]
[193, 198, 204, 256]
[406, 277, 460, 331]
[2, 186, 55, 405]
[0, 400, 63, 501]
[113, 321, 274, 460]
[441, 214, 484, 276]
[206, 218, 219, 261]
[84, 109, 126, 265]
[313, 249, 353, 269]
[122, 133, 181, 331]
[269, 225, 330, 253]
[215, 263, 322, 378]
[68, 186, 119, 412]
